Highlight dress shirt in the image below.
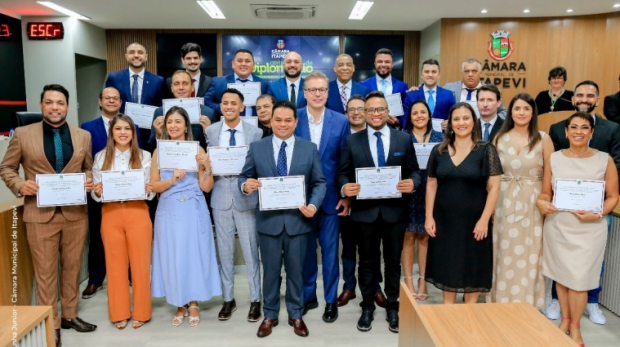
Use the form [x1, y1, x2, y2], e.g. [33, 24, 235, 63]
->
[272, 135, 295, 173]
[101, 115, 112, 136]
[460, 82, 482, 102]
[91, 147, 154, 202]
[43, 121, 73, 171]
[423, 85, 438, 103]
[337, 80, 353, 100]
[376, 75, 393, 95]
[192, 71, 201, 94]
[307, 107, 325, 147]
[129, 68, 145, 104]
[219, 120, 246, 146]
[368, 125, 391, 167]
[286, 78, 302, 102]
[234, 73, 254, 117]
[480, 115, 498, 135]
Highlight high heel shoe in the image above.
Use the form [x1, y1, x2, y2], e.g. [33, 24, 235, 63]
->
[172, 304, 189, 327]
[188, 304, 200, 327]
[569, 321, 585, 347]
[559, 317, 570, 335]
[416, 276, 428, 301]
[403, 276, 416, 296]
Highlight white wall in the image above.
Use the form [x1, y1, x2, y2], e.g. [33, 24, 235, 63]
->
[419, 19, 441, 71]
[76, 55, 107, 124]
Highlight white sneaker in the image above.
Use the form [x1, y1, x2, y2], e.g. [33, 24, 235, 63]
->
[542, 299, 560, 320]
[584, 303, 606, 325]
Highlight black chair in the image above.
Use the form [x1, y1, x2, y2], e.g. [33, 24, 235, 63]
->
[14, 112, 43, 128]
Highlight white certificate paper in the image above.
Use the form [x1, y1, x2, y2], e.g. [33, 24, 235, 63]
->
[227, 82, 261, 106]
[241, 116, 259, 127]
[553, 178, 605, 213]
[431, 118, 443, 132]
[258, 175, 306, 211]
[163, 98, 201, 124]
[385, 93, 404, 116]
[124, 102, 158, 129]
[207, 146, 249, 175]
[414, 142, 439, 170]
[157, 140, 199, 171]
[356, 166, 402, 199]
[101, 169, 146, 202]
[36, 173, 87, 207]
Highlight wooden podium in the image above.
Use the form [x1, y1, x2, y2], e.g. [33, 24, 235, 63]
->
[398, 283, 578, 346]
[0, 306, 55, 347]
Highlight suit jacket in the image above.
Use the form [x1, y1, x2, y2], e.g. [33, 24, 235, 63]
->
[604, 92, 620, 125]
[338, 127, 421, 224]
[295, 108, 350, 214]
[105, 68, 165, 113]
[549, 114, 620, 174]
[238, 136, 326, 236]
[147, 104, 214, 151]
[402, 86, 456, 128]
[443, 81, 507, 119]
[80, 117, 143, 157]
[266, 77, 307, 109]
[204, 74, 269, 117]
[488, 116, 504, 143]
[360, 75, 409, 96]
[326, 80, 370, 114]
[165, 73, 212, 99]
[206, 120, 263, 211]
[0, 122, 93, 223]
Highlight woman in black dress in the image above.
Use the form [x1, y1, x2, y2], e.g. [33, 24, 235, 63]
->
[424, 102, 502, 304]
[535, 66, 574, 114]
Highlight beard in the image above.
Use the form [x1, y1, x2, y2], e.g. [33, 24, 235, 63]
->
[375, 67, 391, 79]
[574, 102, 596, 114]
[285, 69, 301, 79]
[43, 113, 67, 125]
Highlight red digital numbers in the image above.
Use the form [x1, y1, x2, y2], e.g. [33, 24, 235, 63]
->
[27, 22, 64, 40]
[0, 24, 11, 37]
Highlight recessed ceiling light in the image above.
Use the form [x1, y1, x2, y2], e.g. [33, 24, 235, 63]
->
[197, 1, 225, 19]
[567, 9, 573, 13]
[481, 9, 488, 14]
[523, 9, 530, 13]
[349, 1, 374, 20]
[36, 1, 90, 20]
[614, 4, 620, 8]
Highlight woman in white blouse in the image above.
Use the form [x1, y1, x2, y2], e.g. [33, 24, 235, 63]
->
[92, 114, 154, 330]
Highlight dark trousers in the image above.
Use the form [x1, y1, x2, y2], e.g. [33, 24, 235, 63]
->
[340, 216, 383, 292]
[86, 198, 105, 286]
[357, 218, 406, 312]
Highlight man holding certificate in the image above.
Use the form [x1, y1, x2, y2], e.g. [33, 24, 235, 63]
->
[0, 84, 96, 346]
[239, 101, 326, 338]
[205, 88, 263, 322]
[338, 91, 421, 333]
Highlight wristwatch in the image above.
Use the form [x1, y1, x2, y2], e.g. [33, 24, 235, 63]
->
[596, 212, 603, 221]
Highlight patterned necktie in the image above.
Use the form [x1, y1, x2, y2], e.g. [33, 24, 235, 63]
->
[374, 132, 386, 167]
[380, 79, 387, 94]
[228, 129, 236, 146]
[276, 141, 287, 176]
[290, 83, 296, 106]
[52, 128, 64, 173]
[237, 78, 249, 116]
[191, 78, 196, 97]
[131, 74, 139, 103]
[483, 123, 491, 141]
[466, 88, 476, 101]
[428, 90, 436, 115]
[340, 85, 348, 111]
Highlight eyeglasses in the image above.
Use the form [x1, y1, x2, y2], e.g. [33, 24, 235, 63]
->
[366, 107, 388, 114]
[103, 96, 120, 101]
[305, 88, 328, 95]
[347, 107, 365, 113]
[568, 125, 592, 131]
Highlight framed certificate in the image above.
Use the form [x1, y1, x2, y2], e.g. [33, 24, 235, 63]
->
[414, 142, 439, 170]
[227, 82, 261, 106]
[162, 98, 201, 124]
[101, 169, 146, 203]
[157, 140, 199, 171]
[36, 173, 87, 207]
[240, 116, 259, 127]
[258, 175, 306, 211]
[356, 166, 402, 200]
[553, 178, 605, 213]
[207, 146, 249, 176]
[385, 93, 404, 116]
[124, 102, 158, 129]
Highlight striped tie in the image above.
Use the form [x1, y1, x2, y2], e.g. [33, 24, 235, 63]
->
[340, 85, 348, 111]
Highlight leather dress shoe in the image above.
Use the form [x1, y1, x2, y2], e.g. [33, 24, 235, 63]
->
[302, 298, 319, 316]
[357, 309, 374, 332]
[81, 284, 103, 299]
[374, 291, 387, 308]
[60, 317, 97, 332]
[55, 328, 61, 347]
[247, 302, 261, 322]
[218, 299, 236, 320]
[257, 318, 278, 337]
[322, 303, 338, 323]
[386, 311, 399, 333]
[288, 318, 309, 337]
[337, 290, 356, 307]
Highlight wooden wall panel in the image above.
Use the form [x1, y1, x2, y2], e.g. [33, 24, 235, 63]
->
[0, 200, 33, 306]
[440, 12, 620, 112]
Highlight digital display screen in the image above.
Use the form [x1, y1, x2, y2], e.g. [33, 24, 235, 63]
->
[27, 22, 64, 40]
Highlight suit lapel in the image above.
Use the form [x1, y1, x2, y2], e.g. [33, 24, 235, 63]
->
[386, 128, 398, 164]
[318, 110, 331, 158]
[197, 74, 208, 96]
[30, 123, 55, 173]
[591, 116, 604, 149]
[122, 69, 132, 103]
[290, 136, 304, 174]
[241, 121, 255, 143]
[297, 110, 311, 141]
[264, 136, 277, 175]
[278, 79, 288, 101]
[95, 117, 107, 144]
[209, 122, 222, 147]
[141, 72, 151, 104]
[357, 128, 374, 166]
[297, 78, 304, 108]
[64, 125, 84, 173]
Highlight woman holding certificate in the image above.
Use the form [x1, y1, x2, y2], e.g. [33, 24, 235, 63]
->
[402, 100, 443, 300]
[487, 93, 554, 309]
[150, 106, 221, 327]
[91, 114, 154, 330]
[536, 112, 618, 346]
[424, 102, 502, 304]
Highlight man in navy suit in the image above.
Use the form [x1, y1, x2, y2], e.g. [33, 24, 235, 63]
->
[294, 72, 350, 323]
[403, 59, 456, 129]
[266, 51, 306, 109]
[339, 91, 421, 333]
[164, 42, 212, 99]
[79, 87, 143, 299]
[204, 49, 268, 118]
[326, 54, 370, 115]
[360, 48, 409, 128]
[239, 101, 326, 338]
[476, 84, 505, 143]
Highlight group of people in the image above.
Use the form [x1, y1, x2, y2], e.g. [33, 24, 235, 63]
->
[1, 41, 619, 347]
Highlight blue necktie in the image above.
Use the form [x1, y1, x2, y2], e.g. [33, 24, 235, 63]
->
[483, 123, 491, 142]
[276, 141, 287, 176]
[131, 74, 139, 103]
[380, 79, 386, 94]
[374, 132, 386, 167]
[228, 129, 236, 146]
[237, 78, 249, 116]
[428, 90, 435, 115]
[52, 128, 64, 173]
[466, 88, 476, 101]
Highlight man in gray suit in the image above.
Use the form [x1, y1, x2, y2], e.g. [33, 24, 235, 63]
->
[239, 101, 326, 338]
[206, 88, 263, 322]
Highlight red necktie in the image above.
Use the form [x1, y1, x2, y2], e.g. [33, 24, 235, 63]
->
[191, 78, 196, 97]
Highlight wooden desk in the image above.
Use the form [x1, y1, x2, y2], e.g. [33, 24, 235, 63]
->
[0, 306, 54, 347]
[0, 199, 33, 306]
[399, 283, 578, 347]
